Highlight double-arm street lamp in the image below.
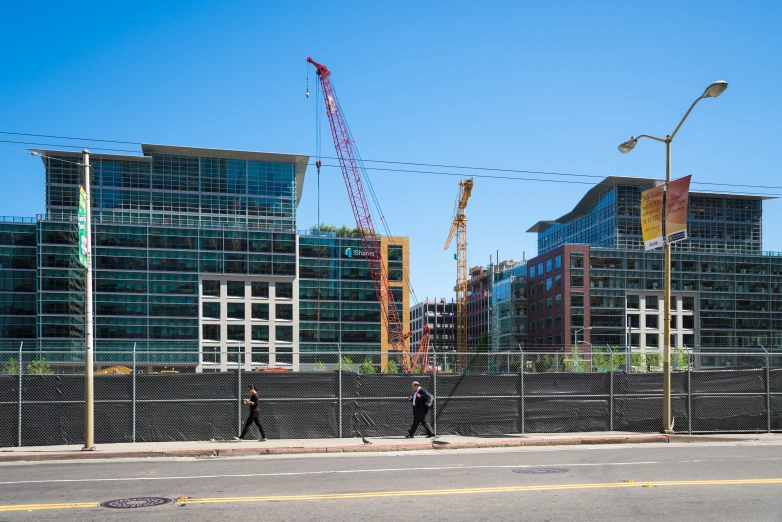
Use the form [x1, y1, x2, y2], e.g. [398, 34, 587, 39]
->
[618, 80, 728, 433]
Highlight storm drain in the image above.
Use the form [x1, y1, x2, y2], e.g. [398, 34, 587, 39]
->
[512, 467, 569, 474]
[100, 497, 173, 509]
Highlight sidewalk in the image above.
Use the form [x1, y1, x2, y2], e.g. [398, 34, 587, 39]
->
[0, 432, 771, 462]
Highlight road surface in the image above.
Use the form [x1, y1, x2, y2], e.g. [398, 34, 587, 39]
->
[1, 441, 781, 521]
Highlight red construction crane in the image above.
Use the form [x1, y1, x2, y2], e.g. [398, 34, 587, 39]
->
[307, 57, 428, 371]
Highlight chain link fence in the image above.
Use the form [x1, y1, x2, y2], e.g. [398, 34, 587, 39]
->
[1, 345, 781, 446]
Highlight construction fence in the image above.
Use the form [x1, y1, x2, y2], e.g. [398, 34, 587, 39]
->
[1, 349, 781, 447]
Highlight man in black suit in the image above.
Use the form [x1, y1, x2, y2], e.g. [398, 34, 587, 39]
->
[406, 381, 435, 438]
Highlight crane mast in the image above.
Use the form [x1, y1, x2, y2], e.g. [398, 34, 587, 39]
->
[307, 57, 408, 355]
[444, 178, 474, 356]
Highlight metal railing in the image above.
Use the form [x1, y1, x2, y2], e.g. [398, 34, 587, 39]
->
[1, 346, 780, 447]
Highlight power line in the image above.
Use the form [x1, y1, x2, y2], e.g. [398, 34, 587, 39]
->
[2, 130, 782, 194]
[0, 139, 141, 154]
[0, 131, 141, 145]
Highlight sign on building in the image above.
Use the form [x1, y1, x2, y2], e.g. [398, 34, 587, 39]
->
[641, 185, 664, 250]
[666, 175, 692, 245]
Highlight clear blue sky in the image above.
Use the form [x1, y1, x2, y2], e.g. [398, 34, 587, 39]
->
[1, 1, 780, 301]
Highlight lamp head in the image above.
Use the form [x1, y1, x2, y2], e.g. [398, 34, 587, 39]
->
[702, 80, 728, 98]
[618, 137, 637, 154]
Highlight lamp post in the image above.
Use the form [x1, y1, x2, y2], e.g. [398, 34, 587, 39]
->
[573, 327, 592, 370]
[618, 80, 728, 433]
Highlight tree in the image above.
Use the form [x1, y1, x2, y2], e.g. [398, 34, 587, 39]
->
[312, 361, 328, 372]
[671, 347, 690, 370]
[358, 357, 377, 374]
[592, 347, 626, 372]
[1, 357, 20, 375]
[26, 359, 54, 375]
[340, 356, 354, 372]
[385, 359, 400, 374]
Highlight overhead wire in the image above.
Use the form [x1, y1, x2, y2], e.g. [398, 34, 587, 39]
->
[2, 130, 781, 193]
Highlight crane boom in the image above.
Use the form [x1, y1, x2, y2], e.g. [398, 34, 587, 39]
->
[444, 178, 474, 356]
[308, 57, 408, 354]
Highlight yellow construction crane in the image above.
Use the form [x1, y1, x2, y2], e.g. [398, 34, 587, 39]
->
[444, 178, 474, 355]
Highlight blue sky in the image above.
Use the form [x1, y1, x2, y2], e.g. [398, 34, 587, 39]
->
[1, 1, 780, 300]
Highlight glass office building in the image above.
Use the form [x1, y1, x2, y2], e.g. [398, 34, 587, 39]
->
[1, 145, 308, 371]
[529, 176, 764, 255]
[525, 176, 781, 355]
[298, 231, 410, 370]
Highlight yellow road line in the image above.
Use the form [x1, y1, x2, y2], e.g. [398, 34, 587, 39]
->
[2, 478, 782, 512]
[180, 478, 782, 504]
[0, 502, 99, 512]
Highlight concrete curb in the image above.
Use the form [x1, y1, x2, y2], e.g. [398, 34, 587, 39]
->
[0, 434, 758, 463]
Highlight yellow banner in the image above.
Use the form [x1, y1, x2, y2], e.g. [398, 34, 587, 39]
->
[641, 185, 664, 250]
[666, 175, 691, 244]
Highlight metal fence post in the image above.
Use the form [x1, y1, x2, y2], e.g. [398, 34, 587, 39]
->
[17, 341, 23, 447]
[609, 352, 614, 432]
[767, 351, 772, 434]
[432, 349, 437, 435]
[132, 342, 136, 443]
[520, 350, 525, 434]
[338, 344, 343, 438]
[687, 364, 692, 435]
[237, 350, 242, 436]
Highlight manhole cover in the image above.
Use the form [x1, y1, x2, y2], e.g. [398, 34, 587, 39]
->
[512, 467, 569, 474]
[100, 497, 173, 509]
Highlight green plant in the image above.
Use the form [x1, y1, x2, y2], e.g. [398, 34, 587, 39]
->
[671, 347, 690, 370]
[592, 347, 626, 372]
[411, 365, 422, 374]
[313, 361, 328, 372]
[340, 356, 354, 372]
[1, 357, 20, 375]
[358, 357, 377, 374]
[26, 358, 54, 375]
[386, 359, 400, 374]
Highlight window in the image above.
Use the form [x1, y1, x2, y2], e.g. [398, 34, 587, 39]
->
[555, 254, 562, 269]
[682, 316, 694, 329]
[202, 346, 220, 364]
[537, 262, 543, 276]
[646, 315, 659, 329]
[555, 274, 562, 288]
[276, 303, 293, 320]
[555, 293, 562, 307]
[227, 280, 244, 297]
[570, 253, 584, 268]
[671, 316, 678, 329]
[627, 314, 640, 328]
[202, 302, 220, 319]
[251, 325, 269, 341]
[203, 324, 220, 341]
[571, 293, 584, 307]
[530, 322, 536, 333]
[555, 333, 562, 346]
[546, 335, 553, 346]
[227, 325, 245, 341]
[646, 334, 659, 348]
[529, 266, 536, 278]
[276, 282, 293, 299]
[538, 282, 544, 294]
[670, 298, 677, 311]
[646, 296, 659, 310]
[530, 302, 536, 313]
[227, 303, 245, 320]
[682, 296, 695, 311]
[683, 333, 695, 346]
[276, 325, 293, 342]
[627, 295, 640, 309]
[546, 277, 552, 291]
[546, 259, 552, 273]
[571, 275, 584, 288]
[252, 303, 269, 320]
[530, 285, 535, 296]
[252, 281, 269, 298]
[546, 316, 553, 328]
[555, 313, 562, 326]
[203, 280, 220, 297]
[538, 318, 544, 330]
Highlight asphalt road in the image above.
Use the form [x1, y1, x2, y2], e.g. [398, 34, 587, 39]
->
[1, 441, 781, 521]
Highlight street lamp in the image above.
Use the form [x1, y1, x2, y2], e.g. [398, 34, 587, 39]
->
[618, 80, 728, 433]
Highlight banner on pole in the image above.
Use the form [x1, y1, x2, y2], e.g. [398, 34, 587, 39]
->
[666, 175, 692, 245]
[78, 186, 89, 268]
[640, 185, 664, 250]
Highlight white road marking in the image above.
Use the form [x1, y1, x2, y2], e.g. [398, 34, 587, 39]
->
[0, 461, 665, 485]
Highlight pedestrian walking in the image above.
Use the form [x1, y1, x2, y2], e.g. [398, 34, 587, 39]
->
[234, 384, 267, 441]
[406, 381, 435, 438]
